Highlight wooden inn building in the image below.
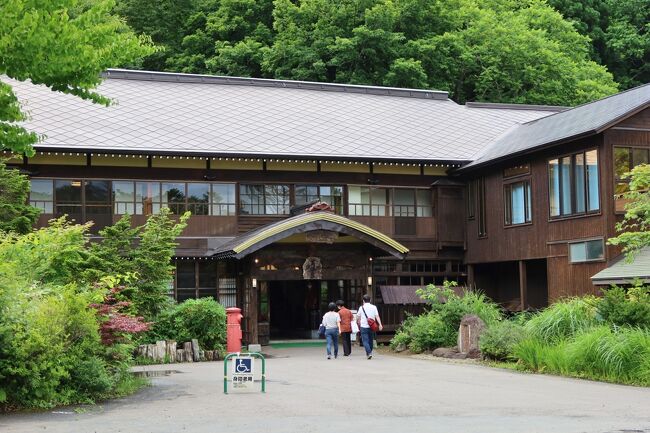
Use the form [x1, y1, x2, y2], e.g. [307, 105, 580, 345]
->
[4, 70, 650, 344]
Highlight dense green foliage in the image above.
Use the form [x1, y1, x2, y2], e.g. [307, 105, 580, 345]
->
[548, 0, 649, 89]
[146, 298, 227, 352]
[597, 284, 650, 328]
[84, 211, 190, 320]
[0, 0, 156, 155]
[512, 291, 650, 385]
[117, 0, 621, 105]
[390, 282, 502, 353]
[608, 164, 650, 259]
[0, 160, 40, 234]
[0, 208, 192, 409]
[479, 320, 527, 361]
[390, 279, 650, 385]
[0, 222, 147, 409]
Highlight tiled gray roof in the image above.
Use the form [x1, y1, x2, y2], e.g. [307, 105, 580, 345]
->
[591, 248, 650, 285]
[464, 83, 650, 170]
[7, 69, 553, 162]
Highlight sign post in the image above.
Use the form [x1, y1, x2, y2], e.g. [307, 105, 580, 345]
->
[224, 352, 266, 394]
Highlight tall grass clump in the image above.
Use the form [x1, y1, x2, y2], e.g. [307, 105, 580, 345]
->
[524, 297, 598, 342]
[567, 326, 650, 385]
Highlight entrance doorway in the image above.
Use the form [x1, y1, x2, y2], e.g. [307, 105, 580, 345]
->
[262, 279, 366, 340]
[268, 280, 320, 339]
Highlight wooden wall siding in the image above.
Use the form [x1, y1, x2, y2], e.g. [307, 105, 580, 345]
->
[547, 243, 606, 300]
[436, 186, 465, 246]
[466, 134, 612, 265]
[614, 107, 650, 129]
[348, 216, 395, 236]
[237, 215, 285, 233]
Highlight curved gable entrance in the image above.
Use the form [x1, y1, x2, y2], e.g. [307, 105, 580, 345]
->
[211, 210, 408, 343]
[212, 211, 409, 260]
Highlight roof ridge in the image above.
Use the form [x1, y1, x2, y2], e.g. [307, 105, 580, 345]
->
[521, 82, 650, 126]
[103, 68, 450, 101]
[465, 101, 567, 112]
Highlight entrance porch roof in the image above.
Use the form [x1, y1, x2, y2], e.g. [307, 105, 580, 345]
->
[211, 211, 409, 260]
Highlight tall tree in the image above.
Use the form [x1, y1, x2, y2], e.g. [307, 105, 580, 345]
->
[139, 0, 619, 105]
[0, 0, 156, 156]
[0, 161, 40, 234]
[548, 0, 649, 89]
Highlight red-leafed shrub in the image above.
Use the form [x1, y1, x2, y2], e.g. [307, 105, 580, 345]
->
[91, 286, 151, 345]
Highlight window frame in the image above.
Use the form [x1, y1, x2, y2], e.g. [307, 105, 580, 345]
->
[477, 177, 487, 238]
[613, 146, 650, 214]
[504, 179, 532, 227]
[467, 180, 476, 220]
[568, 238, 605, 264]
[347, 185, 391, 216]
[239, 183, 291, 215]
[548, 148, 600, 220]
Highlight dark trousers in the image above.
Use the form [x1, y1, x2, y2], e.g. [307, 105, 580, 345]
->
[341, 332, 352, 355]
[360, 327, 374, 356]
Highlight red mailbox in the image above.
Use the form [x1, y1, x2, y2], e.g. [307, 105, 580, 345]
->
[226, 307, 244, 353]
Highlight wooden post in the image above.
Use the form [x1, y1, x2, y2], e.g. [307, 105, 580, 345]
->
[519, 260, 527, 311]
[467, 264, 475, 289]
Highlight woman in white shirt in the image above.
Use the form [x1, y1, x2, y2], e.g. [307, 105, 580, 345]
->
[322, 302, 341, 359]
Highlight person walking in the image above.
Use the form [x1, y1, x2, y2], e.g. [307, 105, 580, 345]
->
[336, 300, 354, 356]
[322, 302, 341, 359]
[357, 294, 382, 359]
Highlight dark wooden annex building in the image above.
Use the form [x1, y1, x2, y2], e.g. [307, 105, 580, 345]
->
[5, 70, 650, 345]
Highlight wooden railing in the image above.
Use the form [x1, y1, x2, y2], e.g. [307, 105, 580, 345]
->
[377, 304, 428, 332]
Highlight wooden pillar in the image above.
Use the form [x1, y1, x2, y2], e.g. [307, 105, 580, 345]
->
[519, 260, 527, 311]
[467, 264, 475, 289]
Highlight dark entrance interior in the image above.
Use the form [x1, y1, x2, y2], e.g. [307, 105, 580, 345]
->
[265, 279, 365, 340]
[268, 280, 320, 339]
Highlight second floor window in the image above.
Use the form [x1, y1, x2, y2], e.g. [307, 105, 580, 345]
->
[240, 184, 290, 215]
[504, 180, 532, 225]
[614, 146, 649, 212]
[548, 150, 599, 218]
[348, 186, 390, 216]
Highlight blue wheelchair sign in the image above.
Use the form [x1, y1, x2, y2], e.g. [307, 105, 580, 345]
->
[234, 357, 253, 374]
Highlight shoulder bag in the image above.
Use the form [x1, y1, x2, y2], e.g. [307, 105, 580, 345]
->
[361, 306, 379, 332]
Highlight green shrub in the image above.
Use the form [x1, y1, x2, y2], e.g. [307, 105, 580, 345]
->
[390, 281, 503, 353]
[597, 284, 650, 328]
[479, 320, 527, 361]
[0, 220, 157, 409]
[407, 313, 454, 353]
[147, 298, 226, 351]
[525, 297, 598, 342]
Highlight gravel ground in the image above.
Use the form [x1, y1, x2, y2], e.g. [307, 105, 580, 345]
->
[2, 346, 650, 433]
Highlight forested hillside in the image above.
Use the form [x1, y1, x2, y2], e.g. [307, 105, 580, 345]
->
[115, 0, 649, 105]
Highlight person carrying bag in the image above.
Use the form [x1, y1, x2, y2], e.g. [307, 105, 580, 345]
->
[357, 294, 382, 359]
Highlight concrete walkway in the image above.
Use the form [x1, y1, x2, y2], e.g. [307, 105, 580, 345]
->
[2, 346, 650, 433]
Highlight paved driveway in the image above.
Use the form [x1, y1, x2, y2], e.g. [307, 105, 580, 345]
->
[2, 346, 650, 433]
